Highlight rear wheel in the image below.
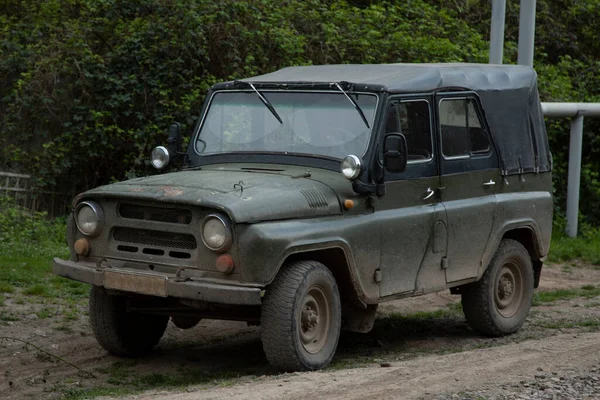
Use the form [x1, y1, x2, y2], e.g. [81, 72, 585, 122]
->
[261, 261, 341, 371]
[461, 239, 534, 336]
[89, 286, 169, 356]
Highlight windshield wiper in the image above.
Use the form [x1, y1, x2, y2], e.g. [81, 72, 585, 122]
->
[236, 81, 283, 124]
[334, 82, 370, 129]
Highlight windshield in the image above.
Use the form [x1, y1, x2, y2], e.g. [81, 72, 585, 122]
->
[194, 91, 378, 159]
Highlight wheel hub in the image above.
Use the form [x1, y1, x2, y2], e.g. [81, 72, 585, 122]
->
[298, 287, 330, 354]
[302, 306, 320, 331]
[494, 262, 523, 318]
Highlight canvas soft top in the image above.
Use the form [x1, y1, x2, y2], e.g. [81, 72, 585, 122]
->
[214, 63, 551, 176]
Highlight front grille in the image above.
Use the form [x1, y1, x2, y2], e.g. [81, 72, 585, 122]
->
[119, 203, 192, 224]
[113, 227, 197, 250]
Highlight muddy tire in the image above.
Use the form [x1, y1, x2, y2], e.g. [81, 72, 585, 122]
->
[261, 261, 341, 371]
[89, 286, 169, 356]
[461, 239, 534, 336]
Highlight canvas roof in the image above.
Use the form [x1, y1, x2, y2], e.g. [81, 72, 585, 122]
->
[213, 63, 551, 176]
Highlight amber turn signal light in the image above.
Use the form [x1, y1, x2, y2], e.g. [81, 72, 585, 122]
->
[216, 254, 235, 274]
[74, 238, 90, 256]
[344, 199, 355, 210]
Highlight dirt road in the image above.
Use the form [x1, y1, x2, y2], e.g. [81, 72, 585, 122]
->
[140, 332, 600, 400]
[1, 262, 599, 399]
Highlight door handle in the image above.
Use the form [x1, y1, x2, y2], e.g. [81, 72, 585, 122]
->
[423, 187, 435, 200]
[483, 179, 496, 186]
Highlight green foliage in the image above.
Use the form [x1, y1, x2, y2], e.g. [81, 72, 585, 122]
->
[1, 0, 600, 228]
[0, 200, 87, 299]
[0, 197, 66, 245]
[1, 0, 487, 195]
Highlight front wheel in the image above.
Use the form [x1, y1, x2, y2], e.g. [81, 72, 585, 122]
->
[261, 261, 341, 371]
[461, 239, 534, 336]
[89, 286, 169, 356]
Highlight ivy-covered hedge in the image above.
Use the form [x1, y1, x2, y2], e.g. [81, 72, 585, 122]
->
[1, 0, 600, 226]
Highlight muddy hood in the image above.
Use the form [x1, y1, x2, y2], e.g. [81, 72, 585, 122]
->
[80, 169, 342, 223]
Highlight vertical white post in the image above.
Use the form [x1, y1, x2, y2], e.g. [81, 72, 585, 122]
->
[566, 115, 584, 237]
[517, 0, 537, 67]
[490, 0, 507, 64]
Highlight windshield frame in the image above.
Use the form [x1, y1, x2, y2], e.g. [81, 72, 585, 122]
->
[189, 89, 380, 163]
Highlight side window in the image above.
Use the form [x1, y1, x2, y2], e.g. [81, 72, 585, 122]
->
[439, 98, 490, 158]
[384, 100, 433, 163]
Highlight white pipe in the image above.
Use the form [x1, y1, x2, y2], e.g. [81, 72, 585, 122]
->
[566, 115, 584, 238]
[518, 0, 537, 67]
[489, 0, 507, 64]
[542, 102, 600, 118]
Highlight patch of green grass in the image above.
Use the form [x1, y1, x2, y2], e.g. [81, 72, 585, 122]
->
[63, 311, 79, 322]
[24, 284, 50, 297]
[533, 285, 600, 305]
[98, 361, 137, 385]
[54, 324, 74, 333]
[61, 386, 136, 400]
[36, 307, 53, 319]
[549, 231, 600, 265]
[540, 319, 600, 330]
[133, 369, 242, 389]
[0, 311, 20, 321]
[74, 363, 247, 399]
[382, 302, 463, 322]
[0, 282, 14, 293]
[0, 295, 4, 306]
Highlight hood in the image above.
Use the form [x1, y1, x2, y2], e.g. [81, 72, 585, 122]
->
[80, 168, 342, 223]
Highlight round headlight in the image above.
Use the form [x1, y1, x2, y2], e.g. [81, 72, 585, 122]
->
[201, 214, 233, 252]
[341, 155, 362, 180]
[151, 146, 170, 170]
[75, 201, 104, 236]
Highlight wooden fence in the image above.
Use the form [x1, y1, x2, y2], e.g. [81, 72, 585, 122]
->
[0, 171, 72, 217]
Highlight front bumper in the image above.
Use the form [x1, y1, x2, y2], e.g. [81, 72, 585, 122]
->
[52, 258, 262, 306]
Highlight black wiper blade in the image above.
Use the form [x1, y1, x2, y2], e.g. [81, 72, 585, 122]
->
[334, 82, 370, 129]
[245, 81, 283, 124]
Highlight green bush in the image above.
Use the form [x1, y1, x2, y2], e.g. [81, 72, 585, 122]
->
[0, 197, 66, 246]
[1, 0, 600, 229]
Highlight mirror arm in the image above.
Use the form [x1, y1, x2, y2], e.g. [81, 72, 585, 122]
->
[352, 181, 386, 196]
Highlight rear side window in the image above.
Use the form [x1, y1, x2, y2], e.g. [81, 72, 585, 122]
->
[439, 98, 490, 158]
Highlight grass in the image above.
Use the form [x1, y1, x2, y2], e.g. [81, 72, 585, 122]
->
[539, 319, 600, 330]
[62, 363, 247, 399]
[548, 229, 600, 265]
[36, 307, 53, 319]
[0, 282, 14, 293]
[533, 285, 600, 305]
[0, 241, 88, 302]
[0, 311, 20, 321]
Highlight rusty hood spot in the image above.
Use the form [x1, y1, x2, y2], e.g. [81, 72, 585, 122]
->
[161, 186, 184, 197]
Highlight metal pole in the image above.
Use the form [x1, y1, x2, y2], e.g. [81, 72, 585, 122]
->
[490, 0, 507, 64]
[517, 0, 537, 66]
[566, 115, 584, 237]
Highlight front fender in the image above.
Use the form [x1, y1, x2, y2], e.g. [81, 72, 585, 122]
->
[235, 213, 381, 304]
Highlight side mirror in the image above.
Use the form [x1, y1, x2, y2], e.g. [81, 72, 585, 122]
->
[151, 122, 184, 170]
[167, 122, 183, 156]
[384, 133, 408, 173]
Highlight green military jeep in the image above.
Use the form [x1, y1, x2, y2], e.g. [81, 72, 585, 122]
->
[53, 63, 553, 372]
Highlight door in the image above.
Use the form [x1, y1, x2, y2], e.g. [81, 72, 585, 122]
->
[377, 97, 447, 297]
[436, 94, 500, 283]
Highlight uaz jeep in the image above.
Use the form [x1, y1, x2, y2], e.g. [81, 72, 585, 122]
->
[53, 63, 553, 371]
